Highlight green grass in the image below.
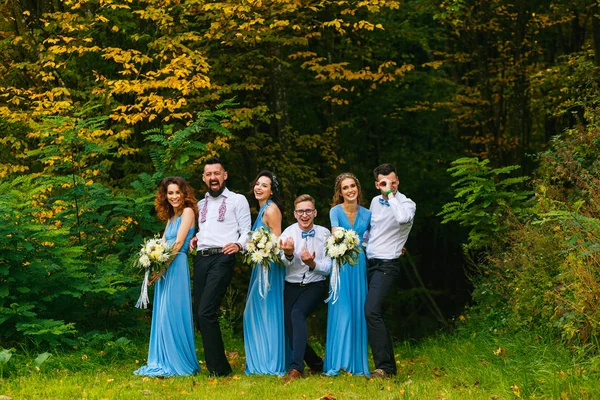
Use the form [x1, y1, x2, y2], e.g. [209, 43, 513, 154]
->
[1, 329, 599, 399]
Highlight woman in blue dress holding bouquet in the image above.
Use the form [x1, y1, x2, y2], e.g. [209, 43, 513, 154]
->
[243, 171, 287, 375]
[135, 176, 200, 377]
[324, 173, 371, 376]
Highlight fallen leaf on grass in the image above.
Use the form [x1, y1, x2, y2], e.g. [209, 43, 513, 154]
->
[318, 394, 336, 400]
[494, 347, 507, 358]
[208, 378, 218, 385]
[432, 367, 445, 378]
[143, 389, 152, 395]
[232, 375, 241, 380]
[0, 396, 13, 400]
[511, 384, 521, 398]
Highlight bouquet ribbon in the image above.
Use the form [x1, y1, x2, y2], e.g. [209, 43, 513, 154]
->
[257, 263, 271, 299]
[135, 270, 150, 309]
[325, 259, 340, 304]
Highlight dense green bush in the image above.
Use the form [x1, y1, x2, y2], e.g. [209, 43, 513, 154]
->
[446, 104, 600, 345]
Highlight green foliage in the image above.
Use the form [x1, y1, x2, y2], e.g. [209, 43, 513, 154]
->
[144, 99, 235, 179]
[438, 157, 533, 251]
[0, 177, 84, 346]
[464, 100, 600, 345]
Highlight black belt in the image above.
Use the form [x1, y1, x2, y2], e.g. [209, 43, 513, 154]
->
[368, 257, 401, 263]
[285, 280, 321, 287]
[197, 247, 223, 256]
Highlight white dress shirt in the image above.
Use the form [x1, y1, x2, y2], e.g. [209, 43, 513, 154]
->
[196, 187, 251, 250]
[366, 192, 416, 260]
[280, 223, 332, 284]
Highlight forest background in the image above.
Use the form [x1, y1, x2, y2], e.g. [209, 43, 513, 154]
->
[1, 0, 600, 372]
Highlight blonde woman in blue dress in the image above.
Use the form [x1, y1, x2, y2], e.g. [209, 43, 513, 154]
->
[323, 173, 371, 377]
[243, 171, 287, 375]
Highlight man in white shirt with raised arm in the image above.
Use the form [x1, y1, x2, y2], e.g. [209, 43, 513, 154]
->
[190, 156, 251, 377]
[365, 163, 416, 379]
[280, 194, 332, 382]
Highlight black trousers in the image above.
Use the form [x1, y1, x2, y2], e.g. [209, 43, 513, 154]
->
[284, 280, 326, 373]
[365, 258, 400, 375]
[193, 252, 235, 376]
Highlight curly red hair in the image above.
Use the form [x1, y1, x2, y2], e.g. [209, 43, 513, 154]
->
[155, 176, 199, 222]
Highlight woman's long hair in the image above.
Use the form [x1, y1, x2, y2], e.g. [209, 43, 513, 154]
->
[249, 170, 283, 213]
[155, 176, 199, 222]
[331, 172, 363, 206]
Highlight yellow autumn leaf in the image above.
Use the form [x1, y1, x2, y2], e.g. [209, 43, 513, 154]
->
[511, 384, 521, 398]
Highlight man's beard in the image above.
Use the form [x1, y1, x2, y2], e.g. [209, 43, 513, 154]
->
[207, 181, 226, 197]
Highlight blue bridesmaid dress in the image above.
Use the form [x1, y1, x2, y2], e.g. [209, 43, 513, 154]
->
[323, 205, 371, 376]
[135, 216, 200, 376]
[243, 200, 287, 375]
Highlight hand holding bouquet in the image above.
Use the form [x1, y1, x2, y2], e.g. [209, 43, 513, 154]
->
[134, 236, 173, 309]
[243, 226, 283, 298]
[324, 228, 361, 304]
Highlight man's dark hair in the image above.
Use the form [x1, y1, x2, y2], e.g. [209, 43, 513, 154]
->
[373, 163, 397, 179]
[205, 156, 225, 170]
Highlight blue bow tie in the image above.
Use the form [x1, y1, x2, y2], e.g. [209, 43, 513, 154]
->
[302, 229, 315, 239]
[379, 198, 390, 207]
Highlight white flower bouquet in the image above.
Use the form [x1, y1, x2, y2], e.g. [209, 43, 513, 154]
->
[324, 227, 361, 266]
[244, 226, 283, 298]
[324, 228, 361, 304]
[134, 235, 173, 309]
[244, 226, 283, 269]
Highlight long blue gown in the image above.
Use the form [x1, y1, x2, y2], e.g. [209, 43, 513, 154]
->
[323, 205, 371, 376]
[135, 216, 200, 377]
[243, 200, 287, 375]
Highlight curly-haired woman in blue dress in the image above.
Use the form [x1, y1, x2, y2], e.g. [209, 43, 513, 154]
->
[135, 176, 200, 377]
